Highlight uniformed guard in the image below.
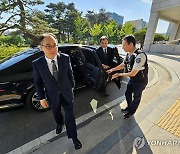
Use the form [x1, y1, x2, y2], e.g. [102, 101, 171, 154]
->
[107, 35, 148, 119]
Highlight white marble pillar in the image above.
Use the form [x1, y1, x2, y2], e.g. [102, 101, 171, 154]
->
[143, 12, 159, 52]
[169, 23, 180, 41]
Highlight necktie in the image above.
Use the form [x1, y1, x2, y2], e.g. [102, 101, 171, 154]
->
[104, 48, 107, 59]
[104, 48, 107, 54]
[51, 60, 58, 81]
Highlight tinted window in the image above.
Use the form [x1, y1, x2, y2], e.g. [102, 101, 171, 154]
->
[81, 48, 98, 67]
[59, 47, 85, 64]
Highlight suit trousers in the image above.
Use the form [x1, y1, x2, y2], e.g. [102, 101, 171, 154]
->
[125, 79, 148, 115]
[51, 94, 77, 139]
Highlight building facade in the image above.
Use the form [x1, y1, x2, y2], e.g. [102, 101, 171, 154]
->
[144, 0, 180, 54]
[126, 19, 147, 31]
[106, 12, 124, 25]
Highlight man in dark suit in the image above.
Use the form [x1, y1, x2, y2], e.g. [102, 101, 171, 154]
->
[32, 33, 82, 150]
[96, 36, 114, 70]
[96, 36, 121, 96]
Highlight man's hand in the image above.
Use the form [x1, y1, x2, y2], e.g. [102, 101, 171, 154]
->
[102, 64, 110, 69]
[107, 68, 114, 74]
[40, 99, 49, 108]
[111, 73, 121, 80]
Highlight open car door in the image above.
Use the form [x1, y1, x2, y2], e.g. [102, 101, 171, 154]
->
[81, 48, 107, 91]
[110, 47, 124, 89]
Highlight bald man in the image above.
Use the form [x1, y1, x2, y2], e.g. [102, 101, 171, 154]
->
[32, 33, 82, 149]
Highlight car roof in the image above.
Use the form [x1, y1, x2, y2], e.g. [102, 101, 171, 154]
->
[58, 43, 84, 47]
[58, 44, 96, 52]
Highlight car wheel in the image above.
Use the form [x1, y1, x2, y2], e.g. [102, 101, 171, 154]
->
[26, 88, 50, 112]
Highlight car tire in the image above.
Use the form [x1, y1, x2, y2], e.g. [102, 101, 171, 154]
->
[25, 88, 50, 112]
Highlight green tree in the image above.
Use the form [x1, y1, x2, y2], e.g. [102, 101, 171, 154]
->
[90, 23, 103, 44]
[134, 28, 147, 42]
[103, 20, 118, 43]
[97, 8, 109, 24]
[0, 0, 56, 45]
[0, 35, 24, 46]
[119, 22, 135, 40]
[85, 10, 97, 26]
[74, 16, 90, 43]
[45, 2, 66, 42]
[65, 7, 80, 43]
[45, 2, 80, 43]
[154, 33, 166, 42]
[164, 35, 169, 41]
[133, 27, 147, 49]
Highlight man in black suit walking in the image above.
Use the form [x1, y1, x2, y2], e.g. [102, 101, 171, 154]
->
[96, 36, 121, 96]
[32, 33, 82, 150]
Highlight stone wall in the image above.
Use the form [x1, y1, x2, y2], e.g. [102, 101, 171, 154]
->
[149, 44, 180, 55]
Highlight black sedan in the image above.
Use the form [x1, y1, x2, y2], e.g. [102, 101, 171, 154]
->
[0, 44, 122, 112]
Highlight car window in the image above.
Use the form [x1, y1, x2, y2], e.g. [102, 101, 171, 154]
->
[81, 48, 98, 67]
[60, 48, 78, 57]
[60, 48, 85, 66]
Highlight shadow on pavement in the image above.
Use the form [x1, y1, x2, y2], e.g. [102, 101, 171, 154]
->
[87, 106, 153, 154]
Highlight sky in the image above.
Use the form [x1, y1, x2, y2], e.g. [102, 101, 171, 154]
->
[34, 0, 169, 33]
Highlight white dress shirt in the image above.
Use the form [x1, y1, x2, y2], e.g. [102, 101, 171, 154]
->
[45, 55, 59, 75]
[103, 48, 107, 54]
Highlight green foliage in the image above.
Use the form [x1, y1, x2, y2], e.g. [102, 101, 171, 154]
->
[103, 20, 118, 43]
[85, 10, 97, 26]
[0, 46, 26, 60]
[90, 23, 103, 43]
[0, 0, 56, 44]
[97, 8, 109, 24]
[65, 10, 80, 42]
[154, 33, 166, 42]
[164, 35, 169, 41]
[0, 1, 140, 45]
[0, 35, 24, 46]
[134, 27, 147, 42]
[119, 22, 135, 40]
[74, 16, 90, 43]
[45, 2, 80, 43]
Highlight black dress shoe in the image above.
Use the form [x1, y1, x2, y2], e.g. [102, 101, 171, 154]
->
[56, 125, 63, 134]
[123, 113, 133, 119]
[72, 138, 82, 150]
[121, 108, 128, 113]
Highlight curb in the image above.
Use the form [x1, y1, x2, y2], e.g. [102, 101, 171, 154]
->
[146, 62, 159, 88]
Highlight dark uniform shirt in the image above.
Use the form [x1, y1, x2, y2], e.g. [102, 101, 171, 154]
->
[124, 49, 148, 81]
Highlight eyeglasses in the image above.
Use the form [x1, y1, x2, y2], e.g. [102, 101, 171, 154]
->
[41, 44, 58, 50]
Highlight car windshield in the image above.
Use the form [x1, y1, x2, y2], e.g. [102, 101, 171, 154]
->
[0, 48, 40, 69]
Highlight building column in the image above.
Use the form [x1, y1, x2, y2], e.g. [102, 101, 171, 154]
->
[169, 23, 179, 41]
[143, 11, 159, 52]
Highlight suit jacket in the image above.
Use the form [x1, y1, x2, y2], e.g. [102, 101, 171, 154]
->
[32, 53, 75, 107]
[96, 46, 114, 67]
